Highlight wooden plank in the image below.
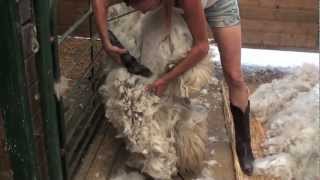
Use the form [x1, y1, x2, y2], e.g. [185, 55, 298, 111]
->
[24, 55, 39, 87]
[57, 0, 90, 34]
[72, 122, 108, 180]
[108, 145, 130, 177]
[206, 83, 236, 180]
[240, 6, 317, 22]
[242, 30, 316, 50]
[67, 105, 103, 179]
[58, 2, 88, 25]
[240, 18, 318, 50]
[32, 111, 50, 180]
[241, 19, 316, 35]
[239, 0, 318, 50]
[84, 126, 123, 180]
[0, 1, 40, 179]
[56, 0, 318, 50]
[182, 81, 237, 180]
[239, 0, 317, 10]
[18, 0, 32, 24]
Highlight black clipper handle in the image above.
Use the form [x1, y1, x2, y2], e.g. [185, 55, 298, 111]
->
[108, 30, 153, 77]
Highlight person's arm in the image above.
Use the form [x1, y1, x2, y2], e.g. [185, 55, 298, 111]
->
[93, 0, 126, 60]
[161, 0, 209, 83]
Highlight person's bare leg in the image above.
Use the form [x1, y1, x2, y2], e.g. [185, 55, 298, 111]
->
[212, 25, 254, 176]
[212, 25, 249, 112]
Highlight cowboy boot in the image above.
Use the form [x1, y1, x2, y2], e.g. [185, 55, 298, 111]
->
[230, 101, 254, 176]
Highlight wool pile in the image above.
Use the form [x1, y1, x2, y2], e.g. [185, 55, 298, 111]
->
[100, 4, 214, 179]
[251, 64, 319, 180]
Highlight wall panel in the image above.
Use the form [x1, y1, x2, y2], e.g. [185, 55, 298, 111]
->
[57, 0, 319, 51]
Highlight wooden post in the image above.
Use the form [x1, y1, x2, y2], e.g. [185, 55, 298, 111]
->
[0, 1, 39, 179]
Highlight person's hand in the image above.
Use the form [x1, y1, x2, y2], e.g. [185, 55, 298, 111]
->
[145, 78, 169, 96]
[103, 42, 127, 64]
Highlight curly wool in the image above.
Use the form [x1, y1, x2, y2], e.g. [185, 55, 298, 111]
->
[251, 65, 320, 179]
[101, 4, 214, 179]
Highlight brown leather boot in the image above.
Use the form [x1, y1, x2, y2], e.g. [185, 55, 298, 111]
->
[230, 101, 254, 176]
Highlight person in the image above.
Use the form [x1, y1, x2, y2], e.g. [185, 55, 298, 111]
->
[93, 0, 254, 175]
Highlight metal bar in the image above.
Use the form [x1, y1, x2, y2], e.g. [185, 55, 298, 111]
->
[65, 92, 98, 151]
[58, 6, 93, 44]
[89, 0, 95, 86]
[107, 9, 137, 22]
[50, 0, 68, 178]
[58, 7, 137, 45]
[33, 0, 64, 179]
[64, 47, 103, 114]
[68, 105, 104, 179]
[63, 47, 104, 140]
[63, 42, 92, 81]
[0, 1, 39, 179]
[65, 87, 95, 143]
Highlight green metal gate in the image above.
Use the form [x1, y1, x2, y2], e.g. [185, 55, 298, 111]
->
[0, 0, 64, 180]
[0, 0, 136, 179]
[53, 1, 136, 178]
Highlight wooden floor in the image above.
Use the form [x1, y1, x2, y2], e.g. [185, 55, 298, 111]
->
[195, 82, 236, 180]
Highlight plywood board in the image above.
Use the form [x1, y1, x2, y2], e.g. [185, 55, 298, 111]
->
[239, 0, 318, 51]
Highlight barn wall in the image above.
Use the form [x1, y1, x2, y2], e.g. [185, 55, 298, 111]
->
[57, 0, 92, 35]
[57, 0, 319, 51]
[240, 0, 319, 51]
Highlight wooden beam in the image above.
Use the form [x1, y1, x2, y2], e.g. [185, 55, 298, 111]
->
[242, 30, 317, 50]
[240, 6, 317, 22]
[239, 0, 317, 10]
[0, 0, 40, 179]
[241, 19, 316, 35]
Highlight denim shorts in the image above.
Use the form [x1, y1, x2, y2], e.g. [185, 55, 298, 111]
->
[204, 0, 241, 28]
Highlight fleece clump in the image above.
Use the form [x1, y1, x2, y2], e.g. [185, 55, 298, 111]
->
[99, 69, 209, 179]
[251, 64, 319, 180]
[100, 4, 214, 180]
[110, 170, 145, 180]
[251, 64, 319, 122]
